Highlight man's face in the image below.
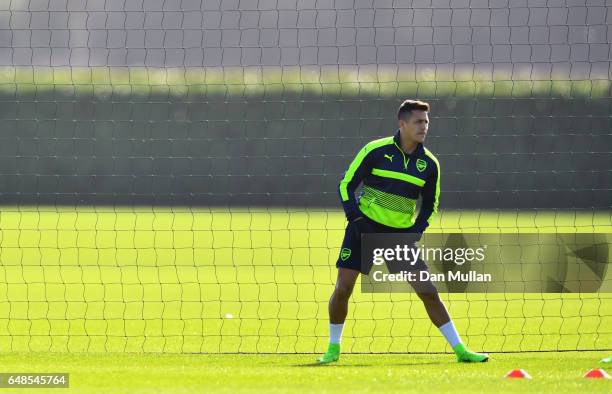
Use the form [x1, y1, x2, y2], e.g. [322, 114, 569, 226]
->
[399, 110, 429, 144]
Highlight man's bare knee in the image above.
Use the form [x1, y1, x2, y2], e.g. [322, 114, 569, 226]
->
[333, 283, 354, 301]
[417, 291, 441, 304]
[332, 268, 359, 301]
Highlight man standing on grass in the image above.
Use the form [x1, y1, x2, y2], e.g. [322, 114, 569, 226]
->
[317, 99, 488, 364]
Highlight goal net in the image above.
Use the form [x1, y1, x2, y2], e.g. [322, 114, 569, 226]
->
[0, 0, 610, 353]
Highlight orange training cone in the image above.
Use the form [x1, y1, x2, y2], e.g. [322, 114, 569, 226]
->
[505, 369, 532, 379]
[584, 368, 610, 379]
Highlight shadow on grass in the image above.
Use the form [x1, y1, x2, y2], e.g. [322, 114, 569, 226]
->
[295, 360, 452, 367]
[294, 363, 373, 367]
[389, 361, 448, 366]
[293, 361, 455, 368]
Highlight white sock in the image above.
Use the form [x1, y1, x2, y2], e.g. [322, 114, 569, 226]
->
[329, 323, 344, 344]
[438, 320, 462, 348]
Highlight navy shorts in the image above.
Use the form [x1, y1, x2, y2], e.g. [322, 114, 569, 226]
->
[335, 216, 428, 275]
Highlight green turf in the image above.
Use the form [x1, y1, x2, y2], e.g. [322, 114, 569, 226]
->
[0, 209, 610, 354]
[0, 352, 610, 393]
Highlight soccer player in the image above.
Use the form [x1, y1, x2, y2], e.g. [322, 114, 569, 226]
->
[317, 99, 488, 364]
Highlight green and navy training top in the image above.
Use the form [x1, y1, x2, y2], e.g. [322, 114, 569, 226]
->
[338, 130, 440, 232]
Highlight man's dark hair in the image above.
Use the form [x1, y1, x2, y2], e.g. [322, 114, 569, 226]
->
[397, 99, 430, 121]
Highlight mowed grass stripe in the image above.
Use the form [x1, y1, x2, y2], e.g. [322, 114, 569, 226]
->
[0, 352, 610, 394]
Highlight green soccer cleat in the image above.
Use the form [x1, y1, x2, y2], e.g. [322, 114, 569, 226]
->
[453, 343, 489, 363]
[317, 343, 340, 364]
[601, 356, 612, 364]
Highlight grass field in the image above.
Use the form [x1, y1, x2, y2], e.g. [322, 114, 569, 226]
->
[0, 208, 610, 392]
[0, 208, 610, 356]
[0, 351, 610, 393]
